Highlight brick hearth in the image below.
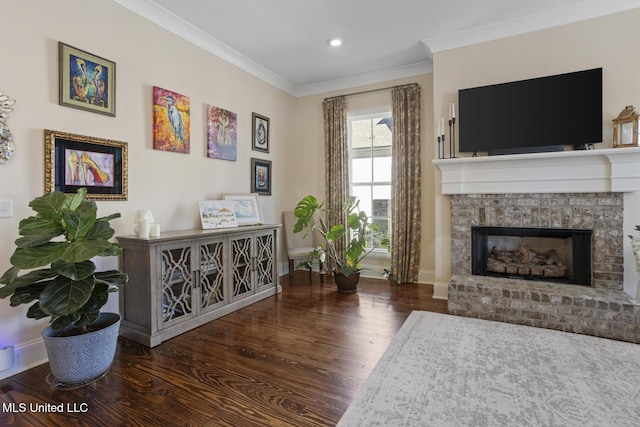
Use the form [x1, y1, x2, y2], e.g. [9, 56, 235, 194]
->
[449, 275, 640, 343]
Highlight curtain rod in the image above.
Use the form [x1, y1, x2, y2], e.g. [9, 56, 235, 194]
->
[323, 83, 418, 101]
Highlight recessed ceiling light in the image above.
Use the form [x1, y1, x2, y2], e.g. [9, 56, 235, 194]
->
[329, 38, 343, 47]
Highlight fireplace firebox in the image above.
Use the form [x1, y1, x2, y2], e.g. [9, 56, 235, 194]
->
[471, 226, 592, 286]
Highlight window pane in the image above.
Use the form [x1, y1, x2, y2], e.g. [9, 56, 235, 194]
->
[373, 156, 391, 182]
[351, 119, 371, 149]
[351, 157, 372, 183]
[373, 117, 392, 147]
[372, 185, 391, 200]
[352, 186, 372, 216]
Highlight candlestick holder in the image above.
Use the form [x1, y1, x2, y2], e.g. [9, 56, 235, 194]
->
[437, 136, 443, 159]
[449, 118, 457, 158]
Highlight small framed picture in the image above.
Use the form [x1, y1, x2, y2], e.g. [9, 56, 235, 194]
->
[198, 201, 238, 229]
[58, 42, 116, 116]
[223, 193, 263, 225]
[44, 129, 128, 200]
[251, 158, 272, 196]
[252, 113, 269, 153]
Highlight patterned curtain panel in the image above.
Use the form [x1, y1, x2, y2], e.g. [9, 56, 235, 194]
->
[322, 96, 349, 259]
[391, 84, 421, 283]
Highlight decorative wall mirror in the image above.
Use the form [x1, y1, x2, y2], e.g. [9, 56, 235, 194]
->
[0, 91, 16, 164]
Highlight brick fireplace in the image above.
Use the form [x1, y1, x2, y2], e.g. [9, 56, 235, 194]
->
[434, 148, 640, 343]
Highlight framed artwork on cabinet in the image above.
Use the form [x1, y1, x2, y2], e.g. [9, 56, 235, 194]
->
[223, 193, 263, 225]
[198, 200, 238, 229]
[58, 42, 116, 116]
[44, 129, 127, 200]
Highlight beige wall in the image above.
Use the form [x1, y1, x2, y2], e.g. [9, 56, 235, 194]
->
[431, 9, 640, 297]
[0, 0, 300, 375]
[0, 0, 435, 377]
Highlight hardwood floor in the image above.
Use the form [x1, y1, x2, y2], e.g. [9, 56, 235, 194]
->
[0, 274, 448, 427]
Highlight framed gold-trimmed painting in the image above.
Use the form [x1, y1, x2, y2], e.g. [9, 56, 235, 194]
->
[45, 129, 128, 200]
[58, 42, 116, 116]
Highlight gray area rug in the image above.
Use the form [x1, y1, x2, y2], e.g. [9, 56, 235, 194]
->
[338, 312, 640, 426]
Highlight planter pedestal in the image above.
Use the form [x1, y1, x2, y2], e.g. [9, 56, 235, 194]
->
[42, 312, 121, 389]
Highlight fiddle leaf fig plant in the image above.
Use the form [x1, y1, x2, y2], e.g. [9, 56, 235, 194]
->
[0, 188, 128, 332]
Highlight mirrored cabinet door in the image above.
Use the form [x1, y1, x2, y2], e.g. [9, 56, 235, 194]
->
[160, 244, 194, 327]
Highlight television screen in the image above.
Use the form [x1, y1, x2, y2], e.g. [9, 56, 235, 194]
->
[458, 68, 602, 154]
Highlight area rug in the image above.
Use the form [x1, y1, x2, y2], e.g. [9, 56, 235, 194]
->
[337, 311, 640, 426]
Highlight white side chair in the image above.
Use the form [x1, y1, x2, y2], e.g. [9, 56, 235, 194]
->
[282, 211, 323, 283]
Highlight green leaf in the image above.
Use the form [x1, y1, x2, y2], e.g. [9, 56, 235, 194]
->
[39, 275, 95, 316]
[0, 268, 57, 298]
[294, 195, 320, 232]
[61, 188, 87, 212]
[80, 282, 109, 314]
[63, 210, 96, 241]
[72, 312, 100, 329]
[347, 213, 363, 230]
[26, 302, 48, 320]
[10, 281, 48, 306]
[98, 212, 121, 223]
[62, 240, 121, 263]
[94, 270, 129, 291]
[51, 313, 81, 330]
[326, 224, 345, 242]
[17, 216, 64, 236]
[10, 242, 69, 269]
[85, 220, 115, 240]
[52, 260, 96, 281]
[0, 266, 19, 285]
[28, 191, 68, 218]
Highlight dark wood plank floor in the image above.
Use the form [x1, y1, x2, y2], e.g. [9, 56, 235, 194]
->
[0, 274, 448, 427]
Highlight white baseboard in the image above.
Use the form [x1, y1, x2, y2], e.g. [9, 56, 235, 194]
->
[0, 338, 47, 380]
[418, 269, 435, 284]
[433, 282, 449, 300]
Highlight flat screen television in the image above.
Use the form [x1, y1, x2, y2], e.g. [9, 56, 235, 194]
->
[458, 68, 602, 155]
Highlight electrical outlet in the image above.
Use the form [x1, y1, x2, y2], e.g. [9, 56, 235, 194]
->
[0, 200, 12, 218]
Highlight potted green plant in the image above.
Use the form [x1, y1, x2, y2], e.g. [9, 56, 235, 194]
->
[293, 195, 390, 293]
[0, 188, 128, 387]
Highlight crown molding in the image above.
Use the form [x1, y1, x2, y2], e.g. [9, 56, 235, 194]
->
[422, 0, 640, 55]
[294, 61, 433, 98]
[110, 0, 297, 95]
[111, 0, 432, 97]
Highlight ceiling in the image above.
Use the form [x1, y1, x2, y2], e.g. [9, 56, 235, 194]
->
[113, 0, 640, 97]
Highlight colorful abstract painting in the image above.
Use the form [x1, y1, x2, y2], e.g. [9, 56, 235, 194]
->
[64, 149, 114, 188]
[207, 105, 237, 160]
[153, 86, 190, 153]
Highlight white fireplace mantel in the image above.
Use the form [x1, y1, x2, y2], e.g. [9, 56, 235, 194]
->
[433, 148, 640, 195]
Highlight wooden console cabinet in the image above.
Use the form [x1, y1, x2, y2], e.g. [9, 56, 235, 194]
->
[117, 225, 280, 347]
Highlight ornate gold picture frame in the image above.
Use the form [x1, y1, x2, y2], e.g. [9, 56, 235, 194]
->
[45, 129, 128, 200]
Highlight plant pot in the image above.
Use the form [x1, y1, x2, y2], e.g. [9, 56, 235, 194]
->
[334, 271, 361, 293]
[42, 312, 121, 388]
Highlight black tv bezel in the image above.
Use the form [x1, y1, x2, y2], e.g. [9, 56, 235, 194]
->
[458, 68, 603, 155]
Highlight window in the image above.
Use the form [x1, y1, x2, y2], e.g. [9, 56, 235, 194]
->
[348, 113, 392, 247]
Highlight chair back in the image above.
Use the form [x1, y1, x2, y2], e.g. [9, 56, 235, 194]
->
[283, 211, 317, 252]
